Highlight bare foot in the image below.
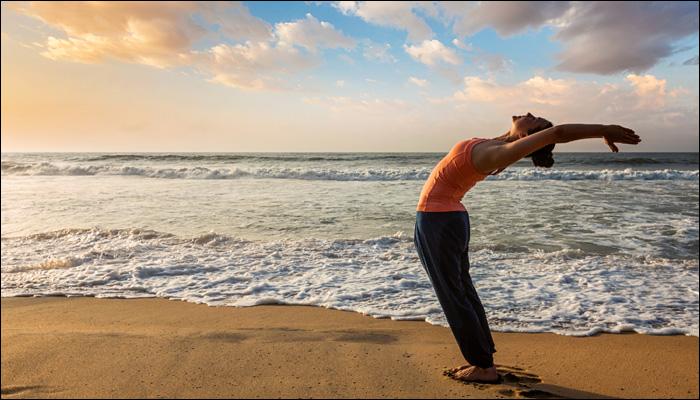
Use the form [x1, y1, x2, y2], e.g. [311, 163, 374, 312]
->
[453, 366, 500, 383]
[445, 364, 472, 375]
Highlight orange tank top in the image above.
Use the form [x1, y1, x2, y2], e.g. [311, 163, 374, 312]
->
[416, 138, 489, 212]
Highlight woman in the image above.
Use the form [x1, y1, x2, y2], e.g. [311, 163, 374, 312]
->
[413, 113, 640, 383]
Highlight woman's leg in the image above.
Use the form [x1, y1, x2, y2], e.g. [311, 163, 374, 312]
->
[414, 211, 494, 368]
[460, 264, 496, 354]
[460, 215, 496, 354]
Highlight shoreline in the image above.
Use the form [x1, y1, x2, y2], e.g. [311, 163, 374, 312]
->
[2, 294, 697, 338]
[2, 297, 698, 399]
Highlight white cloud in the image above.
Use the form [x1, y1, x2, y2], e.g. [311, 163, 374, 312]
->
[362, 41, 396, 63]
[194, 42, 318, 91]
[11, 1, 272, 68]
[473, 52, 513, 73]
[450, 75, 611, 108]
[404, 39, 461, 66]
[336, 80, 346, 87]
[451, 38, 472, 51]
[303, 95, 409, 114]
[625, 74, 668, 108]
[442, 74, 695, 134]
[12, 2, 358, 91]
[333, 1, 433, 42]
[202, 2, 272, 42]
[275, 13, 354, 52]
[626, 74, 666, 97]
[333, 1, 359, 15]
[42, 35, 111, 64]
[408, 76, 428, 87]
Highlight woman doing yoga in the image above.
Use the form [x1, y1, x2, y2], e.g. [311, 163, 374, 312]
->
[414, 113, 640, 382]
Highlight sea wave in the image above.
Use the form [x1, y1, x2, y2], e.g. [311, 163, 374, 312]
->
[2, 161, 698, 181]
[2, 227, 698, 337]
[5, 152, 695, 166]
[75, 154, 432, 163]
[489, 168, 699, 181]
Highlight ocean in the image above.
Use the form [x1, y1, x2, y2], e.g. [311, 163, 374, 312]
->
[1, 151, 698, 336]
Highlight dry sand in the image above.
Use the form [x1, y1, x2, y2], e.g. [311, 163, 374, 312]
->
[1, 297, 698, 399]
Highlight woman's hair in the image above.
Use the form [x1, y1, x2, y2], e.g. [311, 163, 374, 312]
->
[525, 120, 555, 168]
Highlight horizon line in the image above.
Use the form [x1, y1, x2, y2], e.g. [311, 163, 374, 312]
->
[2, 150, 699, 154]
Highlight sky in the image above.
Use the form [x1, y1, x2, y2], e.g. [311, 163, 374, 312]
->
[1, 1, 698, 152]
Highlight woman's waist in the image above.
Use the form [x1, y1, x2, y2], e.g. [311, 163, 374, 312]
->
[417, 186, 469, 205]
[416, 196, 467, 212]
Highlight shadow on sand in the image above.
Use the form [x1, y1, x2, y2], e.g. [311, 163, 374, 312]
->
[444, 364, 616, 399]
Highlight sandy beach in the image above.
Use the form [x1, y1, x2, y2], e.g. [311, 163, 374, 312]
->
[1, 297, 697, 399]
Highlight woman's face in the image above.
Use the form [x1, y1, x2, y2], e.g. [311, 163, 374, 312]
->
[511, 112, 550, 138]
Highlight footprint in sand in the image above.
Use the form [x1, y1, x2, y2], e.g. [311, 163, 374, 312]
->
[444, 364, 562, 399]
[1, 386, 44, 396]
[497, 388, 562, 399]
[496, 364, 542, 386]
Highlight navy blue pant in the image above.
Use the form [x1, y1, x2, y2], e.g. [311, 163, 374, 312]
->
[414, 211, 496, 368]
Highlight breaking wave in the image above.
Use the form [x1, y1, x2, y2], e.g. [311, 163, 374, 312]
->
[2, 161, 698, 181]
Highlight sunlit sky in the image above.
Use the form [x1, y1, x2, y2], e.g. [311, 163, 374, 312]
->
[1, 1, 698, 152]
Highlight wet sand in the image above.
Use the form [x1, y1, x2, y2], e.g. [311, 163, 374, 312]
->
[1, 297, 698, 399]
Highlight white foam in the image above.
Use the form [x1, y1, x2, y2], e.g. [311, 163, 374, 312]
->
[2, 161, 698, 181]
[2, 228, 697, 337]
[5, 256, 84, 273]
[489, 168, 699, 181]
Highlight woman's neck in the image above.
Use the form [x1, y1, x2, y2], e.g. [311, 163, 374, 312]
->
[493, 130, 515, 142]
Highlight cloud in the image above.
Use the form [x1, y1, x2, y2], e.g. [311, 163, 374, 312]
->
[443, 1, 570, 37]
[333, 1, 433, 42]
[344, 2, 698, 74]
[333, 1, 359, 15]
[275, 13, 354, 52]
[408, 77, 428, 87]
[451, 76, 574, 106]
[11, 1, 271, 68]
[193, 42, 318, 91]
[683, 55, 699, 66]
[303, 95, 409, 114]
[11, 2, 357, 91]
[451, 38, 472, 51]
[203, 2, 272, 41]
[438, 1, 699, 75]
[337, 53, 356, 65]
[404, 39, 461, 66]
[473, 52, 513, 73]
[553, 2, 699, 74]
[626, 74, 666, 98]
[625, 74, 668, 108]
[440, 74, 696, 135]
[336, 80, 346, 87]
[362, 41, 396, 63]
[40, 35, 111, 64]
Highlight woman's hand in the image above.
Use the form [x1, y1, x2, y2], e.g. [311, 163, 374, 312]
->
[602, 125, 640, 152]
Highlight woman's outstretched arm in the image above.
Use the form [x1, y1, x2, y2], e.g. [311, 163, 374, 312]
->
[472, 124, 640, 174]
